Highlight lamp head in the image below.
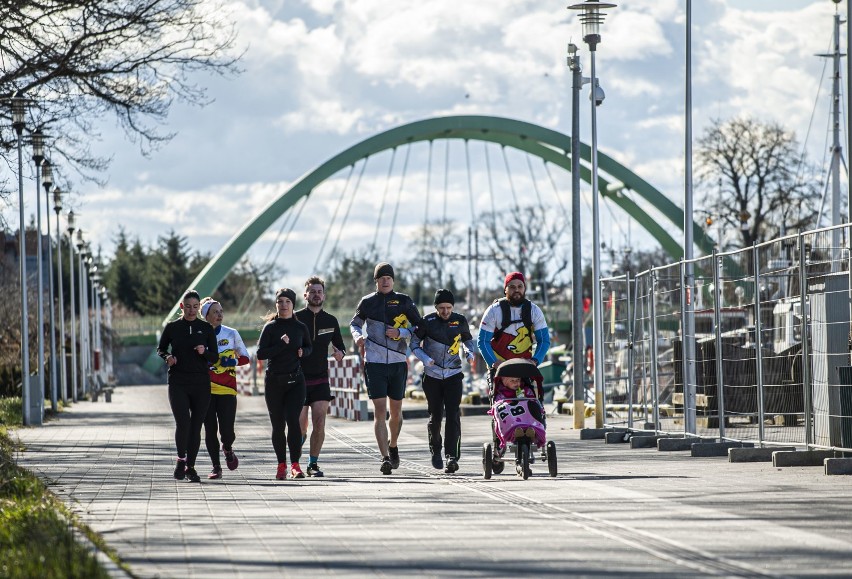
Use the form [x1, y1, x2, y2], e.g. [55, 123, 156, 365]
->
[66, 210, 76, 233]
[76, 229, 85, 249]
[567, 1, 616, 50]
[31, 129, 45, 163]
[52, 187, 62, 213]
[9, 91, 27, 134]
[41, 159, 53, 190]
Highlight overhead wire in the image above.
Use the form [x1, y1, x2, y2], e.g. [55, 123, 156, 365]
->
[443, 140, 450, 225]
[326, 156, 369, 262]
[465, 140, 475, 221]
[500, 145, 520, 212]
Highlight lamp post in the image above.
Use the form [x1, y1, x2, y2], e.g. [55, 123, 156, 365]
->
[31, 129, 47, 422]
[41, 157, 59, 412]
[76, 231, 89, 396]
[567, 43, 589, 429]
[568, 0, 616, 428]
[67, 211, 79, 402]
[52, 186, 69, 405]
[92, 271, 103, 385]
[7, 93, 35, 425]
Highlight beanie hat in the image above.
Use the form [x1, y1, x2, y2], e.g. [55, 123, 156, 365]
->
[504, 271, 525, 290]
[275, 288, 297, 304]
[374, 262, 395, 280]
[200, 299, 219, 318]
[433, 288, 455, 306]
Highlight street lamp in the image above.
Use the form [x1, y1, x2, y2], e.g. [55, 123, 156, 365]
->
[41, 157, 59, 412]
[6, 92, 37, 425]
[67, 210, 79, 402]
[31, 129, 48, 420]
[568, 0, 616, 427]
[76, 231, 89, 396]
[52, 186, 69, 405]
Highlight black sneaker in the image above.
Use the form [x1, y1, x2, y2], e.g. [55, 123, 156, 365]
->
[388, 446, 400, 469]
[380, 456, 392, 475]
[185, 467, 201, 483]
[224, 449, 239, 471]
[173, 459, 186, 480]
[307, 463, 324, 477]
[444, 457, 459, 474]
[431, 453, 443, 469]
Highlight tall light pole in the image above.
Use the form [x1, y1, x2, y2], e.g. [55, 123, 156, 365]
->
[567, 43, 587, 429]
[52, 186, 69, 405]
[67, 211, 79, 402]
[31, 129, 46, 423]
[76, 232, 89, 396]
[683, 0, 697, 434]
[568, 0, 616, 428]
[7, 93, 35, 425]
[41, 158, 59, 412]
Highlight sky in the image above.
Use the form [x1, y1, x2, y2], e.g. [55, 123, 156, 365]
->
[19, 0, 849, 294]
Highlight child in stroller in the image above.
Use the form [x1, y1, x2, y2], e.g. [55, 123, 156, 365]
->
[483, 358, 556, 479]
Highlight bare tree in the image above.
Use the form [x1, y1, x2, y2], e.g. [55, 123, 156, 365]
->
[0, 0, 240, 223]
[476, 204, 570, 288]
[696, 117, 821, 249]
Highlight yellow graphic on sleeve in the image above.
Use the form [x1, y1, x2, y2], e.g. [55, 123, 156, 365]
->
[447, 334, 461, 356]
[390, 314, 410, 341]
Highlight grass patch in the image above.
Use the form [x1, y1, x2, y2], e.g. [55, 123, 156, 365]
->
[0, 398, 115, 579]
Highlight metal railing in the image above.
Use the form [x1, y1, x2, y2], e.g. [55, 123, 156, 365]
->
[600, 223, 852, 453]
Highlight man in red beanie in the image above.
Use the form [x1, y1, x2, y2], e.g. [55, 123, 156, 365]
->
[477, 271, 550, 369]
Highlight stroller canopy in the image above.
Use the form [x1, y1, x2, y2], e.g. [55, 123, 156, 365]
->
[494, 358, 542, 380]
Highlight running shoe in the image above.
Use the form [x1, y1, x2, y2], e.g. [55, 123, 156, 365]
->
[224, 449, 239, 471]
[185, 467, 201, 483]
[173, 458, 186, 480]
[444, 457, 459, 474]
[276, 462, 288, 480]
[380, 456, 392, 475]
[290, 462, 305, 479]
[431, 453, 443, 469]
[208, 466, 222, 479]
[388, 445, 400, 469]
[306, 463, 324, 477]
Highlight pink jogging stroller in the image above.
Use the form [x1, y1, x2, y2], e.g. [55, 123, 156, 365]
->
[482, 358, 557, 479]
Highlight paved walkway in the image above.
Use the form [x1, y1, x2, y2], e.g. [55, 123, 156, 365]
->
[15, 384, 852, 578]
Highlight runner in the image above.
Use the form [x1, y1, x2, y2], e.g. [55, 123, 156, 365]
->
[156, 289, 219, 483]
[477, 271, 551, 368]
[411, 289, 476, 473]
[350, 262, 422, 475]
[257, 288, 313, 480]
[295, 276, 346, 477]
[200, 298, 250, 479]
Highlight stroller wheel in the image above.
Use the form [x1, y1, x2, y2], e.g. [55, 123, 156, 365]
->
[492, 457, 505, 475]
[482, 443, 493, 479]
[546, 440, 558, 477]
[517, 442, 531, 480]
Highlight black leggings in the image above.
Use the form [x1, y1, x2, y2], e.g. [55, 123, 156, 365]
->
[422, 373, 464, 459]
[168, 376, 211, 468]
[264, 372, 307, 465]
[204, 393, 238, 467]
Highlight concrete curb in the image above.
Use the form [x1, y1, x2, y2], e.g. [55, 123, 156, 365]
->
[657, 437, 704, 451]
[690, 441, 753, 457]
[773, 450, 835, 467]
[728, 446, 797, 462]
[824, 458, 852, 475]
[631, 434, 667, 449]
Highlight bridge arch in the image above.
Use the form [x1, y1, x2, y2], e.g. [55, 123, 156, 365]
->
[161, 114, 711, 323]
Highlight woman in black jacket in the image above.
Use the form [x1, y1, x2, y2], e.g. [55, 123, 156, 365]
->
[156, 289, 219, 483]
[257, 288, 313, 480]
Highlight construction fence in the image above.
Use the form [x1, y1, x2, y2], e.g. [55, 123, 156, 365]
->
[599, 224, 852, 454]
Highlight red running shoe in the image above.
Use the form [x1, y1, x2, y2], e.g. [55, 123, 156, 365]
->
[290, 462, 305, 479]
[208, 466, 222, 479]
[276, 462, 288, 480]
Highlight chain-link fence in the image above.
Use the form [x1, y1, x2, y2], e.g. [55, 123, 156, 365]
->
[600, 224, 852, 453]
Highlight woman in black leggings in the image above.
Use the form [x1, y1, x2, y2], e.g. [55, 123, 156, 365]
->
[156, 289, 219, 483]
[257, 288, 312, 480]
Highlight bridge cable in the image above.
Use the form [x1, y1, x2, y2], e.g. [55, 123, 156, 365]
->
[424, 140, 433, 225]
[325, 156, 370, 264]
[386, 144, 412, 255]
[371, 147, 398, 251]
[465, 139, 476, 221]
[484, 142, 496, 214]
[313, 163, 356, 271]
[500, 145, 521, 212]
[442, 140, 450, 226]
